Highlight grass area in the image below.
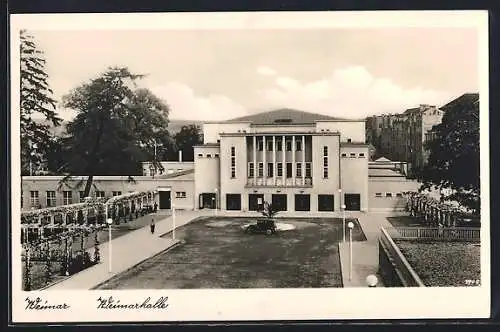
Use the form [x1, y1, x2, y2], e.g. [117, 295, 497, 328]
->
[395, 240, 481, 287]
[97, 217, 366, 289]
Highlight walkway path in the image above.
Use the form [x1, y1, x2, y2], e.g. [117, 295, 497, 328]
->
[339, 211, 401, 288]
[46, 210, 209, 290]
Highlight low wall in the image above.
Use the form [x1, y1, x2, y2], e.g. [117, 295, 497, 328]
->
[378, 227, 425, 287]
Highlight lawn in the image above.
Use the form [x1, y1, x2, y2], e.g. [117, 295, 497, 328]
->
[96, 217, 366, 289]
[395, 240, 481, 287]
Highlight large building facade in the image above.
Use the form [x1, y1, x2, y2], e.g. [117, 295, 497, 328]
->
[193, 109, 369, 212]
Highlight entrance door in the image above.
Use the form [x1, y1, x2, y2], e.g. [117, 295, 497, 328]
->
[294, 194, 311, 211]
[345, 193, 361, 211]
[272, 194, 287, 211]
[318, 194, 334, 211]
[248, 194, 264, 211]
[159, 191, 171, 209]
[200, 193, 216, 209]
[226, 194, 241, 211]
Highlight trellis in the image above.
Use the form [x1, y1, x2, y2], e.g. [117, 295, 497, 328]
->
[20, 190, 159, 290]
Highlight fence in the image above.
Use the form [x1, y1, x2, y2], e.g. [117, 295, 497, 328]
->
[378, 227, 425, 287]
[388, 226, 480, 242]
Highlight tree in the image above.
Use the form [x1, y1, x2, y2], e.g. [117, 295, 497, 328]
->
[420, 95, 480, 213]
[59, 67, 171, 197]
[174, 124, 202, 161]
[20, 30, 62, 175]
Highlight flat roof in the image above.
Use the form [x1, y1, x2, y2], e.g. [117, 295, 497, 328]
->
[368, 168, 406, 177]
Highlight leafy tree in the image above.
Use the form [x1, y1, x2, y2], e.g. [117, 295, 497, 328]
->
[58, 67, 171, 197]
[420, 95, 480, 213]
[174, 124, 202, 161]
[20, 30, 62, 175]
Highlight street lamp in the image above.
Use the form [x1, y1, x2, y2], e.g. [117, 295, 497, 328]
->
[347, 221, 354, 281]
[214, 188, 218, 217]
[342, 204, 346, 243]
[172, 203, 176, 240]
[106, 217, 113, 273]
[366, 274, 378, 288]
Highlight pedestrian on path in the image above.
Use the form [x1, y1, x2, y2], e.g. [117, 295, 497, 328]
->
[150, 219, 155, 234]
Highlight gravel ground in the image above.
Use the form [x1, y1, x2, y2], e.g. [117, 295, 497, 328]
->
[395, 240, 481, 287]
[97, 217, 366, 289]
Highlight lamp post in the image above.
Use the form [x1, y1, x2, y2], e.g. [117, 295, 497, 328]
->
[214, 188, 218, 217]
[347, 221, 354, 281]
[172, 203, 176, 240]
[106, 217, 113, 273]
[342, 204, 346, 243]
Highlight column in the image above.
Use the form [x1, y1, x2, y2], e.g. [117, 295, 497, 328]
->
[292, 136, 296, 185]
[273, 136, 277, 186]
[253, 135, 257, 183]
[263, 136, 266, 184]
[302, 135, 306, 185]
[282, 135, 286, 185]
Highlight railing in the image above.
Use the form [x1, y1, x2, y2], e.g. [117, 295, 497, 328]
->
[388, 227, 480, 242]
[246, 177, 313, 187]
[379, 227, 425, 287]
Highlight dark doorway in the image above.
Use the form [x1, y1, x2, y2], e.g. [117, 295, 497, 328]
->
[272, 194, 287, 211]
[159, 191, 171, 209]
[294, 194, 310, 211]
[226, 194, 241, 211]
[318, 194, 334, 211]
[249, 194, 264, 211]
[200, 193, 216, 209]
[345, 193, 361, 211]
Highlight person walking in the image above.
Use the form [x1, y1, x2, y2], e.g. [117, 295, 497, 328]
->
[150, 219, 155, 234]
[154, 202, 158, 213]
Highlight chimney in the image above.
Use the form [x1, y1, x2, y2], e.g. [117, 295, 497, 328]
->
[179, 150, 183, 162]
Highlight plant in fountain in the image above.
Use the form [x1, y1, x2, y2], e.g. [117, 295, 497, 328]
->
[245, 201, 278, 235]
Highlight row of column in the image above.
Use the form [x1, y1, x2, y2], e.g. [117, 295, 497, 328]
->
[252, 135, 307, 185]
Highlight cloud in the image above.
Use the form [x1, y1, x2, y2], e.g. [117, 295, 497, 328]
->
[257, 66, 277, 76]
[146, 82, 247, 121]
[257, 65, 452, 118]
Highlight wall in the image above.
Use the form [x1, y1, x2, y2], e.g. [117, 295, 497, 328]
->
[193, 145, 221, 209]
[21, 175, 195, 210]
[340, 146, 369, 211]
[218, 136, 248, 210]
[312, 134, 341, 211]
[316, 121, 365, 142]
[202, 122, 251, 143]
[142, 161, 194, 176]
[368, 178, 420, 211]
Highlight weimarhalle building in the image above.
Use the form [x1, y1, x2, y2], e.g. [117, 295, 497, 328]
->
[194, 109, 369, 212]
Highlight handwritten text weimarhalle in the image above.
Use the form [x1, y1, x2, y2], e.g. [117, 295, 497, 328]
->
[96, 296, 169, 310]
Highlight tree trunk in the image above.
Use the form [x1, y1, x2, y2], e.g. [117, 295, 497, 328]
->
[83, 175, 94, 198]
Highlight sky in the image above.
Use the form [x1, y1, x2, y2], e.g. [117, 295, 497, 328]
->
[30, 28, 479, 122]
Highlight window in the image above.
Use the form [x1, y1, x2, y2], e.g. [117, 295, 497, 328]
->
[267, 163, 274, 177]
[63, 191, 73, 205]
[347, 138, 352, 142]
[350, 153, 356, 158]
[375, 193, 382, 197]
[323, 146, 328, 157]
[176, 191, 186, 198]
[79, 191, 86, 202]
[396, 193, 403, 197]
[323, 146, 329, 178]
[341, 153, 347, 157]
[248, 163, 254, 177]
[231, 147, 236, 178]
[277, 163, 283, 177]
[277, 140, 283, 151]
[46, 191, 56, 207]
[296, 140, 302, 151]
[112, 191, 122, 196]
[30, 191, 39, 207]
[95, 191, 105, 198]
[286, 140, 292, 151]
[386, 193, 393, 197]
[305, 163, 312, 177]
[198, 153, 203, 158]
[286, 163, 293, 178]
[258, 162, 264, 177]
[257, 140, 264, 151]
[267, 140, 273, 151]
[296, 163, 302, 177]
[359, 153, 365, 158]
[215, 154, 219, 158]
[207, 154, 212, 158]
